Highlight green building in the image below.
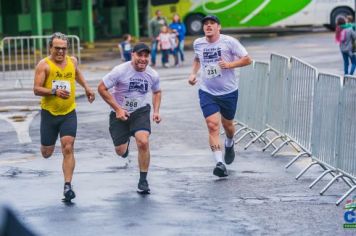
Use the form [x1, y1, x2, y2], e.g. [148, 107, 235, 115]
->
[0, 0, 148, 43]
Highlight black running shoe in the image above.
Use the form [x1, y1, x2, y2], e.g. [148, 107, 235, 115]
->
[137, 180, 150, 194]
[224, 144, 235, 165]
[122, 139, 130, 158]
[213, 162, 228, 177]
[63, 184, 76, 201]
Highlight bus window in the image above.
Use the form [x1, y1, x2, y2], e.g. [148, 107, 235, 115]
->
[151, 0, 179, 6]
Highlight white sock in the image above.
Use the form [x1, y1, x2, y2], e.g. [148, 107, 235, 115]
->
[213, 151, 223, 163]
[225, 137, 234, 147]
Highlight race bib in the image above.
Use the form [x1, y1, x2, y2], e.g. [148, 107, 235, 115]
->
[52, 80, 71, 93]
[204, 64, 221, 79]
[123, 97, 142, 112]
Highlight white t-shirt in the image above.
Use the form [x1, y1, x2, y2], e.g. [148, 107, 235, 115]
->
[102, 62, 160, 113]
[193, 34, 248, 95]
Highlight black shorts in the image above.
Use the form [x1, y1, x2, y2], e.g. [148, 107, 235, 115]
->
[40, 109, 77, 146]
[109, 104, 151, 146]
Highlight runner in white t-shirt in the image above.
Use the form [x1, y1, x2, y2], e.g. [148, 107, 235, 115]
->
[98, 42, 162, 194]
[188, 15, 252, 177]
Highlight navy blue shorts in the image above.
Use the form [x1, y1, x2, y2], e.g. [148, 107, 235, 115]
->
[199, 89, 238, 120]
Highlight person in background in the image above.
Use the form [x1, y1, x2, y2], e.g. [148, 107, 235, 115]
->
[119, 34, 132, 62]
[345, 15, 355, 30]
[157, 25, 171, 68]
[169, 13, 186, 65]
[149, 10, 167, 67]
[169, 28, 179, 67]
[335, 17, 356, 75]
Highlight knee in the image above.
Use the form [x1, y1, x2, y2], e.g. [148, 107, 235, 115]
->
[41, 146, 54, 159]
[115, 146, 126, 156]
[41, 151, 52, 159]
[62, 143, 74, 156]
[136, 138, 149, 152]
[207, 120, 219, 133]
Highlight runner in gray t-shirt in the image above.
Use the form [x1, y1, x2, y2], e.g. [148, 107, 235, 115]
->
[188, 15, 252, 177]
[98, 42, 162, 194]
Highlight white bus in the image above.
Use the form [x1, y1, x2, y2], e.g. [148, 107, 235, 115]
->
[149, 0, 355, 34]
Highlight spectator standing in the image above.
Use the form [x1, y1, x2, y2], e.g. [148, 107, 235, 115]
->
[119, 34, 132, 62]
[157, 26, 172, 68]
[149, 10, 167, 67]
[335, 18, 356, 75]
[169, 14, 186, 65]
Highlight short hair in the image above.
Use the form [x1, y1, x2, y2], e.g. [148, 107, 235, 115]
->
[49, 32, 69, 47]
[123, 34, 131, 41]
[347, 15, 354, 22]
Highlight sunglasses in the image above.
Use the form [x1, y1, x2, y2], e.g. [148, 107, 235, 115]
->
[53, 46, 67, 51]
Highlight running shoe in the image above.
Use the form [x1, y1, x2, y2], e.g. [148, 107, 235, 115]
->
[224, 144, 235, 165]
[122, 139, 130, 158]
[63, 184, 76, 201]
[213, 162, 228, 177]
[137, 180, 150, 194]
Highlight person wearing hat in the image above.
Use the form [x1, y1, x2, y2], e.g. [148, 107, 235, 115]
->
[98, 42, 162, 194]
[188, 15, 252, 177]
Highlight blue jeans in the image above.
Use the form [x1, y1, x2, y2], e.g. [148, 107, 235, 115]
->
[161, 49, 170, 64]
[177, 40, 185, 62]
[151, 40, 158, 65]
[342, 51, 356, 75]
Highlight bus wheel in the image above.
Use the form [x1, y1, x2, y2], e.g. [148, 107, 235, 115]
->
[185, 14, 204, 35]
[330, 7, 354, 30]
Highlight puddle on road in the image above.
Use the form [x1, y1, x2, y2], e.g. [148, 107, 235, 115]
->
[1, 167, 51, 178]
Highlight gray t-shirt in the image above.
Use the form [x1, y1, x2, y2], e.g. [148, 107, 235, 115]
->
[193, 34, 248, 95]
[102, 62, 160, 113]
[340, 28, 356, 55]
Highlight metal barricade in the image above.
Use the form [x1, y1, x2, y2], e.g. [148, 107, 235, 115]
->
[328, 75, 356, 206]
[245, 53, 289, 150]
[1, 35, 80, 87]
[296, 73, 342, 186]
[235, 61, 269, 144]
[273, 57, 317, 157]
[234, 62, 254, 139]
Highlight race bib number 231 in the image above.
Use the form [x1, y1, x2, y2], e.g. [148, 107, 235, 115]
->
[204, 65, 221, 79]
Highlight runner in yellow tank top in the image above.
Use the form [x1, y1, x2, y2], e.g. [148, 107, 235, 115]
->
[41, 55, 76, 115]
[33, 32, 95, 202]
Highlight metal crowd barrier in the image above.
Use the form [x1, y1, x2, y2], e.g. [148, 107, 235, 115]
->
[271, 57, 317, 159]
[296, 73, 342, 184]
[233, 54, 356, 206]
[1, 35, 80, 87]
[234, 62, 254, 139]
[245, 53, 289, 151]
[235, 61, 270, 145]
[329, 76, 356, 205]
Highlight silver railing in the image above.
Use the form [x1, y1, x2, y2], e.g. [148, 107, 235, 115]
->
[1, 35, 80, 87]
[234, 55, 356, 206]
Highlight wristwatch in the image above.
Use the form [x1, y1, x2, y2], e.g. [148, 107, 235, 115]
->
[51, 88, 57, 95]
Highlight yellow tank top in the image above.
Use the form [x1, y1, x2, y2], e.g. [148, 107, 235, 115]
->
[41, 56, 76, 115]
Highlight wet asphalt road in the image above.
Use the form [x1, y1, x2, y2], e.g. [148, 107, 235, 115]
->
[0, 31, 352, 235]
